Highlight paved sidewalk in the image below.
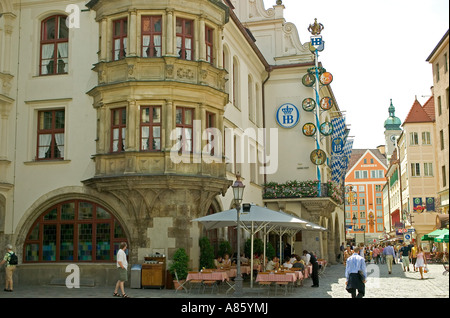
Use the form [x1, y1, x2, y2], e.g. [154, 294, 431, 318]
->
[0, 262, 448, 299]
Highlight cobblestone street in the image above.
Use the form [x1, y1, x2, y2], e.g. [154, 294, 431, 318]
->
[1, 262, 448, 299]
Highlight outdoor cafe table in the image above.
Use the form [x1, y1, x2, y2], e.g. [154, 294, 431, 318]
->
[186, 270, 234, 293]
[255, 271, 298, 283]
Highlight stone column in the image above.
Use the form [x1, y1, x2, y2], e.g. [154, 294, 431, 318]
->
[100, 19, 108, 62]
[165, 9, 175, 56]
[1, 13, 15, 74]
[198, 16, 206, 61]
[128, 10, 137, 57]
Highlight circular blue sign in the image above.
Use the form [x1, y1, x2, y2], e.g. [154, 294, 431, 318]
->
[276, 103, 300, 128]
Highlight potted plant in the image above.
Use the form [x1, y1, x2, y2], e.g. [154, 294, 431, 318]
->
[169, 248, 189, 290]
[199, 237, 215, 269]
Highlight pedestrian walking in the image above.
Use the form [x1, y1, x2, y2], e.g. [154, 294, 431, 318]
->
[410, 243, 418, 272]
[0, 244, 17, 292]
[345, 246, 367, 298]
[303, 250, 319, 287]
[372, 245, 380, 264]
[340, 242, 345, 264]
[415, 246, 427, 280]
[400, 242, 411, 272]
[113, 242, 129, 298]
[383, 242, 396, 274]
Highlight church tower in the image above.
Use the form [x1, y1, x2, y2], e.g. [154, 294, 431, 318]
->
[384, 99, 402, 163]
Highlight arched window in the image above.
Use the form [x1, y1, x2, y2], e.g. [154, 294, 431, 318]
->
[40, 15, 69, 75]
[24, 200, 127, 263]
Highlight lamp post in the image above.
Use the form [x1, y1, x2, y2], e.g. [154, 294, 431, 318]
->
[232, 174, 245, 297]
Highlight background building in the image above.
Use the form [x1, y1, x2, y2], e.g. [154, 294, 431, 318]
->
[426, 30, 449, 216]
[344, 149, 387, 244]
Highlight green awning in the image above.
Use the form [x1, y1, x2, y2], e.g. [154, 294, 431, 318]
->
[421, 228, 449, 241]
[434, 232, 449, 243]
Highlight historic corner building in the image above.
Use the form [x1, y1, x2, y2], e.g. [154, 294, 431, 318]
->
[0, 0, 346, 285]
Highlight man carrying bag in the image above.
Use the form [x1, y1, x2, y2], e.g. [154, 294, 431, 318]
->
[345, 246, 367, 298]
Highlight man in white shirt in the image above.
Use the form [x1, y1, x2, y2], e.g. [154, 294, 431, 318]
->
[345, 247, 367, 298]
[113, 242, 129, 297]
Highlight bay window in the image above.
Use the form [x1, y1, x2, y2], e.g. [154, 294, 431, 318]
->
[111, 108, 126, 152]
[176, 107, 193, 153]
[140, 106, 161, 151]
[176, 18, 194, 60]
[205, 26, 214, 63]
[141, 16, 162, 57]
[113, 18, 128, 60]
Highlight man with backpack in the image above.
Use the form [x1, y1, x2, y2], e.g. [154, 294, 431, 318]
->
[0, 244, 17, 292]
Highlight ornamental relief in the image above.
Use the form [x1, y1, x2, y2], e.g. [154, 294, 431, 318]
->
[176, 67, 195, 80]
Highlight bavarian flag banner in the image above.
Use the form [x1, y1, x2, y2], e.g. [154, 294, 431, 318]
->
[330, 117, 352, 185]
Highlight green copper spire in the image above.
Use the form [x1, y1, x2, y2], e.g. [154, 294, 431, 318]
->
[384, 99, 402, 130]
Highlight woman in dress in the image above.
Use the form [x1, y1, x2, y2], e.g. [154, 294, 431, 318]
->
[415, 246, 427, 279]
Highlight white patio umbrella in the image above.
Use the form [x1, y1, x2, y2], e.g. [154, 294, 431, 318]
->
[192, 204, 310, 287]
[270, 210, 327, 268]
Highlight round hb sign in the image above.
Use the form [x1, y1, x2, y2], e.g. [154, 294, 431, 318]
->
[276, 103, 300, 128]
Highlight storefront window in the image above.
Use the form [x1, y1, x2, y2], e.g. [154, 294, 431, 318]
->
[24, 200, 127, 263]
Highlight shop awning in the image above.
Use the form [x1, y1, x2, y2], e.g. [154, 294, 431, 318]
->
[421, 228, 449, 241]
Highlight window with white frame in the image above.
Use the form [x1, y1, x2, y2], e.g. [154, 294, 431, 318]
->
[410, 132, 419, 145]
[422, 131, 431, 145]
[410, 163, 420, 176]
[370, 170, 384, 178]
[424, 162, 433, 176]
[355, 170, 368, 179]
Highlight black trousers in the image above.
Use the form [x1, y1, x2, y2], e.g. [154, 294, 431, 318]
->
[311, 262, 319, 286]
[346, 273, 365, 298]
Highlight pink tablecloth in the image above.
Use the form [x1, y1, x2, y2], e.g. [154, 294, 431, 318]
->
[255, 272, 297, 283]
[186, 271, 230, 282]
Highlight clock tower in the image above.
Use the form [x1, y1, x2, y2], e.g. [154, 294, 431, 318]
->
[384, 99, 402, 163]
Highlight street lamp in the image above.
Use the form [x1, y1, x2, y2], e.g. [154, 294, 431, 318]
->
[232, 174, 245, 297]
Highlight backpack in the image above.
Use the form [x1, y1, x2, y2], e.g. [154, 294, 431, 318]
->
[8, 252, 18, 265]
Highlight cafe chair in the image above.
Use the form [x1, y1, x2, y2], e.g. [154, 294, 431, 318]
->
[174, 270, 188, 293]
[274, 273, 289, 296]
[318, 259, 327, 277]
[202, 280, 219, 294]
[257, 272, 272, 296]
[201, 270, 219, 294]
[187, 271, 203, 293]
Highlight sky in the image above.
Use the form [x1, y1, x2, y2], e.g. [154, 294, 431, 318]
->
[263, 0, 449, 149]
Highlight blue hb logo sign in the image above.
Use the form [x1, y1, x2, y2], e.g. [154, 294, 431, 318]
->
[276, 103, 300, 128]
[310, 35, 324, 51]
[311, 37, 322, 46]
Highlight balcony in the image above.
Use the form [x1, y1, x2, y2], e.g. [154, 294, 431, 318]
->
[262, 180, 343, 217]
